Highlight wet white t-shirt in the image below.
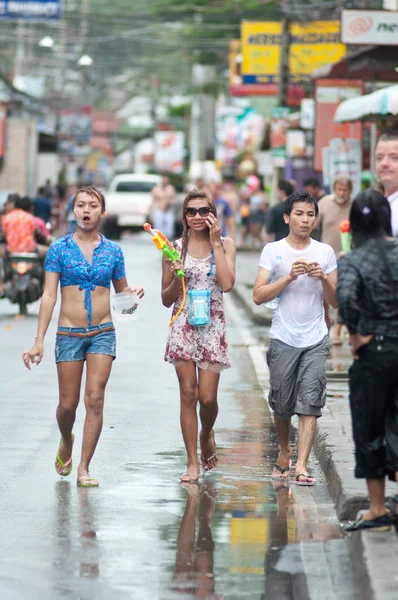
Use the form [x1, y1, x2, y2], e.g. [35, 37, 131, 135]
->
[259, 238, 337, 348]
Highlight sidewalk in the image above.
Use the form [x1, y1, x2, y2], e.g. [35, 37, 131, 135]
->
[232, 249, 398, 600]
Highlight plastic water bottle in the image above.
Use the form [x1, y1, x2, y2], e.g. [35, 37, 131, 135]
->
[264, 257, 282, 311]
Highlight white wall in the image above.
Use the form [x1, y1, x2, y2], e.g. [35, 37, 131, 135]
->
[37, 153, 60, 190]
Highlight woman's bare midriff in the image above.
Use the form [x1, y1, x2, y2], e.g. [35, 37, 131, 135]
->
[58, 286, 112, 327]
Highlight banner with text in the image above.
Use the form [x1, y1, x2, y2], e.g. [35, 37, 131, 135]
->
[0, 0, 62, 20]
[241, 20, 346, 84]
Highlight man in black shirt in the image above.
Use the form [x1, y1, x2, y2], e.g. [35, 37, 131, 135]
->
[266, 180, 294, 242]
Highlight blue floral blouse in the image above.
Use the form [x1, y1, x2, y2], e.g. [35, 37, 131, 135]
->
[45, 234, 126, 325]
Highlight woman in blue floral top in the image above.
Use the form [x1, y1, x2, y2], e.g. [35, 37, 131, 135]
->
[22, 187, 144, 487]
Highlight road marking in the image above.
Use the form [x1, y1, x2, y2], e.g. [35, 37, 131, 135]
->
[224, 294, 269, 392]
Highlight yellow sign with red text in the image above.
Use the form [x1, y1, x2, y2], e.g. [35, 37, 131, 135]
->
[242, 20, 346, 84]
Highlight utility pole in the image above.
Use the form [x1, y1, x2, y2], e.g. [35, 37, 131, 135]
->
[270, 9, 290, 204]
[278, 16, 290, 107]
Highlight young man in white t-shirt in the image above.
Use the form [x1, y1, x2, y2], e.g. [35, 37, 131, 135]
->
[253, 192, 338, 485]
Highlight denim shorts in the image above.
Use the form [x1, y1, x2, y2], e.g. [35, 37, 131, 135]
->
[55, 322, 116, 363]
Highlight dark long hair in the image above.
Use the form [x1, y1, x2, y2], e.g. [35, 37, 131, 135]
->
[350, 189, 392, 248]
[180, 189, 217, 263]
[350, 189, 396, 297]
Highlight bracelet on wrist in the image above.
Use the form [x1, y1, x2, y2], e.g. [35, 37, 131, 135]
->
[35, 336, 44, 342]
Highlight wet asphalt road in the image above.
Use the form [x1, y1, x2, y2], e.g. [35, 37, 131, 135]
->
[0, 235, 359, 600]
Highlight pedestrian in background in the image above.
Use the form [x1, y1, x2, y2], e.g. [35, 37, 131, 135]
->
[375, 129, 398, 236]
[247, 175, 267, 249]
[151, 173, 177, 240]
[33, 187, 52, 224]
[254, 192, 337, 485]
[266, 179, 294, 243]
[337, 189, 398, 532]
[22, 186, 144, 488]
[303, 177, 324, 202]
[317, 175, 354, 345]
[208, 181, 236, 240]
[162, 189, 236, 483]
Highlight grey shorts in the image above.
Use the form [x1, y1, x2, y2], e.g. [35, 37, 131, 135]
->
[266, 336, 330, 420]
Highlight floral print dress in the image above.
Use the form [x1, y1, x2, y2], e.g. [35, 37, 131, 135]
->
[164, 239, 230, 372]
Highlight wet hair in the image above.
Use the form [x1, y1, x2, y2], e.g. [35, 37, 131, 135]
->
[16, 195, 33, 212]
[72, 186, 106, 213]
[376, 129, 398, 145]
[349, 189, 392, 248]
[284, 192, 319, 217]
[278, 179, 294, 197]
[303, 177, 320, 189]
[333, 175, 353, 192]
[181, 189, 217, 263]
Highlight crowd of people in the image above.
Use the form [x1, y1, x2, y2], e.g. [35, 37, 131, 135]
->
[0, 127, 395, 536]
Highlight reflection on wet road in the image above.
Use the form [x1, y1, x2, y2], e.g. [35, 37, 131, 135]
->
[0, 237, 357, 599]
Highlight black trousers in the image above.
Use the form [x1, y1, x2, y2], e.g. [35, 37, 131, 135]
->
[349, 337, 398, 480]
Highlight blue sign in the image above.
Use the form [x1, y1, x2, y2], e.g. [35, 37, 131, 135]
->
[0, 0, 62, 20]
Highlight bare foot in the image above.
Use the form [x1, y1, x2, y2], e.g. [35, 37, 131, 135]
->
[200, 430, 218, 472]
[55, 435, 74, 475]
[180, 460, 200, 483]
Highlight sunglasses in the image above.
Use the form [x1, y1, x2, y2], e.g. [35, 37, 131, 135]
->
[185, 206, 211, 218]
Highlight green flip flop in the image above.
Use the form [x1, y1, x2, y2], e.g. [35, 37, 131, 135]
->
[77, 476, 99, 487]
[55, 434, 74, 477]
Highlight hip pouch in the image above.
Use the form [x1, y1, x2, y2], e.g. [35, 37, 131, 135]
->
[188, 289, 211, 326]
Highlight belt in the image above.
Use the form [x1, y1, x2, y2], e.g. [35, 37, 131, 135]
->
[56, 325, 115, 338]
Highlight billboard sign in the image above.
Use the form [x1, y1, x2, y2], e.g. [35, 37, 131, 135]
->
[341, 9, 398, 46]
[328, 138, 362, 195]
[241, 20, 346, 84]
[155, 131, 184, 174]
[0, 0, 62, 20]
[314, 79, 363, 172]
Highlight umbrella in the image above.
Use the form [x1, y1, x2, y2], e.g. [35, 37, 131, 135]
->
[334, 85, 398, 123]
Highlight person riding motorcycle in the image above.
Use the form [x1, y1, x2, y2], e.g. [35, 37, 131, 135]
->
[0, 194, 48, 297]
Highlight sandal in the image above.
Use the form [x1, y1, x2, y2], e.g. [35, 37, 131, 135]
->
[271, 460, 292, 480]
[386, 494, 398, 519]
[77, 476, 99, 488]
[292, 473, 317, 486]
[55, 434, 75, 477]
[342, 512, 391, 533]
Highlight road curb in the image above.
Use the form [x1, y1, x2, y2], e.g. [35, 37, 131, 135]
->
[231, 284, 272, 326]
[313, 408, 368, 520]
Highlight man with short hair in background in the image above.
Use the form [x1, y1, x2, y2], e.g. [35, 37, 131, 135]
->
[304, 177, 324, 203]
[266, 180, 294, 243]
[317, 175, 354, 345]
[208, 181, 235, 240]
[150, 173, 177, 240]
[375, 129, 398, 236]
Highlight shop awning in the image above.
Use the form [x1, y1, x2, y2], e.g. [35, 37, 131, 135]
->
[334, 85, 398, 123]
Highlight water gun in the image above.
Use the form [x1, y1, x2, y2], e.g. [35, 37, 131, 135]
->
[143, 222, 186, 326]
[143, 223, 184, 278]
[339, 220, 352, 254]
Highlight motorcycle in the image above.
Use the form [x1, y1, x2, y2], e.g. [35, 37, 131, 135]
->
[3, 252, 44, 315]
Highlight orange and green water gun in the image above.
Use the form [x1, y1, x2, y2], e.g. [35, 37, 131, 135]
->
[143, 223, 184, 278]
[143, 223, 186, 326]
